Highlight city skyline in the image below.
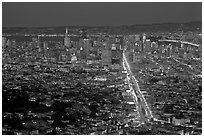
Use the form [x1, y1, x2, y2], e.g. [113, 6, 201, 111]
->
[2, 2, 202, 134]
[3, 2, 202, 27]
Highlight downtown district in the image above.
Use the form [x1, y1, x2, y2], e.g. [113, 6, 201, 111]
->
[2, 28, 202, 135]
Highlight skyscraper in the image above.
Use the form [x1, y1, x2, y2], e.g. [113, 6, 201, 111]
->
[37, 35, 41, 52]
[6, 39, 11, 47]
[166, 46, 172, 57]
[2, 37, 7, 56]
[102, 49, 111, 66]
[83, 39, 91, 60]
[142, 33, 146, 43]
[78, 38, 91, 60]
[111, 44, 123, 65]
[64, 27, 71, 48]
[43, 41, 48, 59]
[2, 37, 7, 47]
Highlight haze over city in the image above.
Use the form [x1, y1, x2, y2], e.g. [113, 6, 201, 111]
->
[2, 2, 202, 27]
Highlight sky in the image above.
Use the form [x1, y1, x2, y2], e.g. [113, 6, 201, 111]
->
[2, 2, 202, 27]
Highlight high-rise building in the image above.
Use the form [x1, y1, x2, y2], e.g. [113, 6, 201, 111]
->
[64, 27, 71, 48]
[158, 42, 165, 54]
[102, 49, 111, 66]
[166, 46, 172, 57]
[6, 39, 11, 47]
[180, 43, 184, 49]
[2, 37, 7, 48]
[143, 40, 151, 52]
[83, 39, 91, 59]
[142, 33, 146, 43]
[141, 42, 144, 52]
[173, 42, 180, 54]
[43, 41, 49, 58]
[186, 45, 191, 53]
[111, 44, 123, 65]
[135, 34, 140, 42]
[2, 37, 7, 57]
[37, 35, 41, 52]
[136, 41, 143, 52]
[43, 41, 48, 51]
[178, 48, 185, 58]
[184, 44, 189, 53]
[78, 38, 91, 60]
[127, 51, 134, 62]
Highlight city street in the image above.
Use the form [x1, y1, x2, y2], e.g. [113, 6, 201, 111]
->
[122, 52, 153, 123]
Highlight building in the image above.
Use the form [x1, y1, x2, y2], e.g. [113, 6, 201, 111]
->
[111, 44, 123, 65]
[37, 35, 41, 52]
[133, 53, 143, 63]
[64, 27, 71, 48]
[102, 49, 111, 66]
[151, 42, 158, 52]
[2, 37, 7, 58]
[2, 37, 7, 47]
[78, 38, 92, 60]
[6, 39, 11, 47]
[83, 39, 91, 60]
[43, 41, 49, 58]
[142, 33, 146, 43]
[171, 117, 190, 126]
[135, 34, 140, 42]
[59, 50, 71, 62]
[143, 40, 151, 52]
[43, 41, 48, 52]
[79, 28, 87, 39]
[71, 53, 77, 63]
[111, 50, 122, 65]
[166, 44, 172, 57]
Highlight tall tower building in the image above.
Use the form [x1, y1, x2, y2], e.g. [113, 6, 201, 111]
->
[2, 37, 7, 57]
[43, 41, 49, 59]
[142, 33, 146, 43]
[37, 35, 41, 52]
[2, 37, 7, 48]
[83, 39, 90, 57]
[6, 39, 11, 47]
[64, 27, 71, 48]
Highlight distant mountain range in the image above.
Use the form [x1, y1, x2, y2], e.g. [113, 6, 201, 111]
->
[3, 21, 202, 35]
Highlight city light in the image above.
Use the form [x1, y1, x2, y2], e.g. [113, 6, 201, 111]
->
[2, 15, 202, 135]
[123, 52, 153, 121]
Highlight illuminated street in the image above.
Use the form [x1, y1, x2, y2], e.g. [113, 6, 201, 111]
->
[122, 52, 153, 123]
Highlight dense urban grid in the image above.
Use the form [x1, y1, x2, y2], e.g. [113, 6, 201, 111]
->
[2, 25, 202, 134]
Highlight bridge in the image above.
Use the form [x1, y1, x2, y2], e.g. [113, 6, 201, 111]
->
[158, 39, 200, 47]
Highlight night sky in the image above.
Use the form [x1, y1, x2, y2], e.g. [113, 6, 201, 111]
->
[2, 2, 202, 27]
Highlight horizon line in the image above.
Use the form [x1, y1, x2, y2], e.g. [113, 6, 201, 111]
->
[2, 20, 202, 28]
